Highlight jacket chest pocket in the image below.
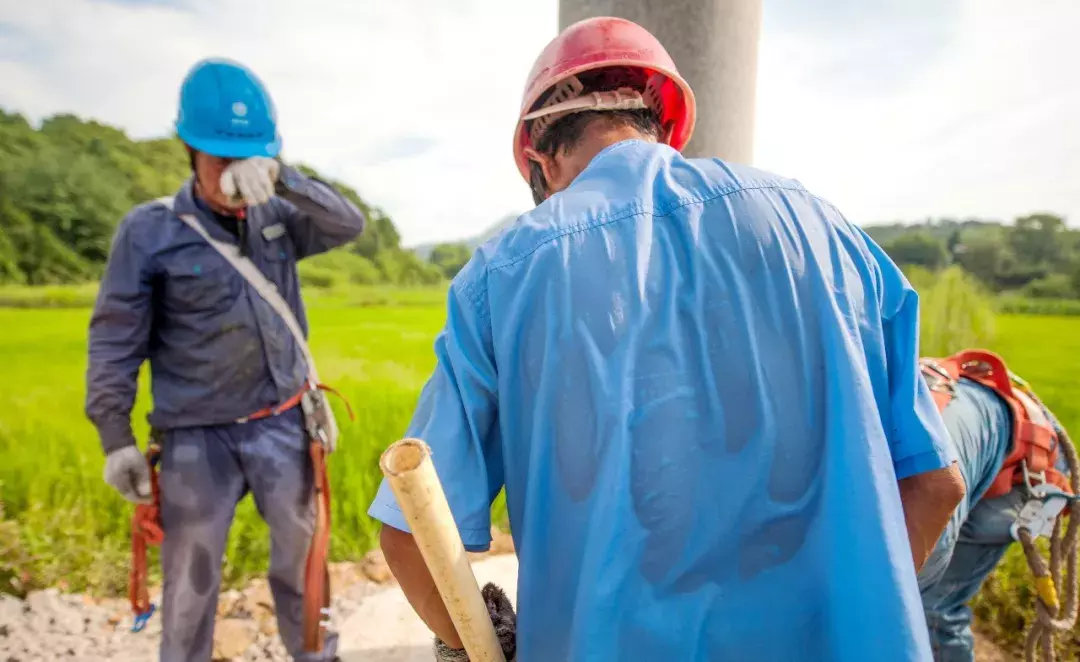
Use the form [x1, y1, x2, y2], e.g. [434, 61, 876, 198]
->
[258, 236, 296, 292]
[160, 244, 240, 314]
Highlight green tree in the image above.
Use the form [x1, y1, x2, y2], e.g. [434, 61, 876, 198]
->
[429, 242, 472, 279]
[881, 232, 949, 270]
[0, 109, 416, 286]
[1020, 274, 1076, 299]
[952, 231, 1008, 289]
[1008, 213, 1067, 268]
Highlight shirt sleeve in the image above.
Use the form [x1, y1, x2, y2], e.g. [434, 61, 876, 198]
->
[274, 165, 367, 260]
[366, 261, 504, 552]
[85, 213, 153, 454]
[867, 238, 957, 479]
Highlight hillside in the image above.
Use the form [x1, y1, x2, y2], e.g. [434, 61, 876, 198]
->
[409, 212, 520, 260]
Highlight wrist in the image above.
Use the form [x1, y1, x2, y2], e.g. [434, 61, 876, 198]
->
[97, 420, 137, 455]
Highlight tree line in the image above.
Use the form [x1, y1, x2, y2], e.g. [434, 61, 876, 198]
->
[0, 109, 472, 288]
[867, 214, 1078, 299]
[4, 109, 1073, 293]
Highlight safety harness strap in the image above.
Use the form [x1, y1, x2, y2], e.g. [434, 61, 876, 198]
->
[919, 348, 1071, 499]
[129, 443, 163, 632]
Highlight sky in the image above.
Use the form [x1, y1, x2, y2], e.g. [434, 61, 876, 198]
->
[0, 0, 1077, 246]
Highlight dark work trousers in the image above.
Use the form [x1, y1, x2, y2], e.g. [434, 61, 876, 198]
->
[157, 408, 337, 661]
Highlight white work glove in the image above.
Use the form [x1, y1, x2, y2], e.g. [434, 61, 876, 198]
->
[220, 157, 281, 207]
[103, 446, 153, 504]
[433, 583, 517, 661]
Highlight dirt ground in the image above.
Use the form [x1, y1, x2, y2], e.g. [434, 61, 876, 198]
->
[0, 538, 1018, 661]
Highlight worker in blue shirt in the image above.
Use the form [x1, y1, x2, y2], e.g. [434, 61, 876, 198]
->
[85, 57, 364, 661]
[916, 359, 1073, 661]
[368, 17, 966, 662]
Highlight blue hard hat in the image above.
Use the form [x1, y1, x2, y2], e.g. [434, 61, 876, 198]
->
[175, 57, 281, 159]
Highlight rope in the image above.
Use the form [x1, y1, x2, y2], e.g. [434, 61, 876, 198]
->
[1019, 425, 1080, 662]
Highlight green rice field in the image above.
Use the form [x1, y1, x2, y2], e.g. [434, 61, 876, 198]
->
[0, 286, 1077, 655]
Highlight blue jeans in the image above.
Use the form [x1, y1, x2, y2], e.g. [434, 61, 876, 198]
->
[918, 488, 1024, 662]
[157, 409, 338, 662]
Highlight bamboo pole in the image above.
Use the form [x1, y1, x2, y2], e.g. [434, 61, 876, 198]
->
[379, 438, 506, 662]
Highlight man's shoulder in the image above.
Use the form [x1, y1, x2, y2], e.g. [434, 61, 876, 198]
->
[111, 197, 180, 250]
[479, 145, 838, 269]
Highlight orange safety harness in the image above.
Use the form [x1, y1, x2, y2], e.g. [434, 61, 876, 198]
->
[919, 348, 1071, 499]
[128, 381, 353, 655]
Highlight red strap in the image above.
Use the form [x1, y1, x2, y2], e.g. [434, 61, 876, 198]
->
[241, 388, 307, 423]
[130, 447, 163, 619]
[951, 349, 1015, 399]
[241, 382, 355, 424]
[315, 382, 356, 421]
[302, 438, 332, 652]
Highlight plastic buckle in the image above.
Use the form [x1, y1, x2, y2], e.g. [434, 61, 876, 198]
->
[301, 389, 332, 451]
[920, 361, 955, 395]
[131, 603, 156, 633]
[1011, 462, 1068, 541]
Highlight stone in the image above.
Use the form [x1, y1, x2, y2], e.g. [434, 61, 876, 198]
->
[359, 550, 393, 584]
[217, 588, 244, 618]
[212, 617, 257, 660]
[0, 593, 26, 624]
[258, 616, 278, 637]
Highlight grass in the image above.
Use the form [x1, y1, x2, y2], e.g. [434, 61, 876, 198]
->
[1, 283, 1078, 654]
[0, 293, 504, 597]
[998, 295, 1080, 317]
[0, 282, 448, 311]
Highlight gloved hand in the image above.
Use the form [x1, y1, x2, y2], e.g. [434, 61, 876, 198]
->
[103, 446, 153, 504]
[433, 582, 517, 661]
[220, 157, 281, 207]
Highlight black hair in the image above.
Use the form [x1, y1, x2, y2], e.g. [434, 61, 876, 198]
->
[526, 108, 662, 205]
[524, 65, 663, 205]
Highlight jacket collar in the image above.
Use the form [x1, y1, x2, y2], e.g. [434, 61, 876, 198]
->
[171, 177, 243, 245]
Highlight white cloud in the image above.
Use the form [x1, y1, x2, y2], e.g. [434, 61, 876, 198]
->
[0, 0, 556, 245]
[754, 0, 1080, 226]
[0, 0, 1076, 247]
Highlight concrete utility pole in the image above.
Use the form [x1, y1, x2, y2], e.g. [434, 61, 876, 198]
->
[559, 0, 762, 164]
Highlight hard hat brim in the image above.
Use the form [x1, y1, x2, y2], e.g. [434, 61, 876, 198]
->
[177, 124, 282, 160]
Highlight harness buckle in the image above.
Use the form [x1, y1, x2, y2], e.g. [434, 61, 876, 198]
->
[1011, 461, 1069, 541]
[301, 384, 335, 453]
[1023, 460, 1048, 490]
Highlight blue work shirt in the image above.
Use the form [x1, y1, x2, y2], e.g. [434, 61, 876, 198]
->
[368, 140, 954, 661]
[85, 166, 365, 453]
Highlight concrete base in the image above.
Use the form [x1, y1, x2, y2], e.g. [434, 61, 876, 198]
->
[336, 555, 519, 662]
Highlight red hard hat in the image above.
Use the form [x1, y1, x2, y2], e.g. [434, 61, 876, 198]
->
[513, 16, 696, 183]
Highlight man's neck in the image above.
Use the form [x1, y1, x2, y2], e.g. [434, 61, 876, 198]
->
[564, 123, 655, 179]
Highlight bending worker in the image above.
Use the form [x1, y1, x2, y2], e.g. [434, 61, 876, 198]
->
[917, 350, 1074, 661]
[368, 17, 966, 661]
[85, 57, 364, 661]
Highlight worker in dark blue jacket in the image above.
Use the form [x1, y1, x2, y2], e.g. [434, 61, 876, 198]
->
[85, 57, 364, 662]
